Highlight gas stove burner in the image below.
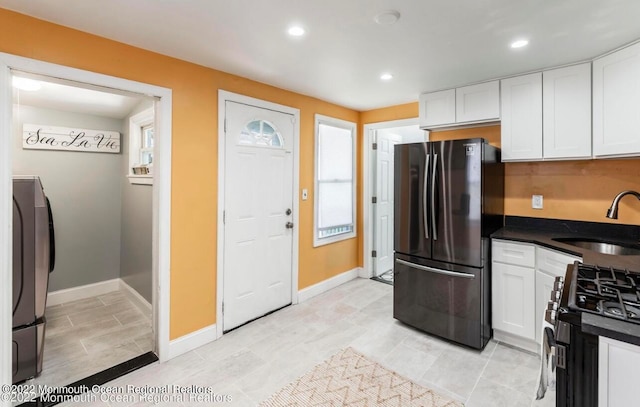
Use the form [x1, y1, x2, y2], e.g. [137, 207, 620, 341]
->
[602, 301, 640, 320]
[602, 302, 625, 318]
[624, 304, 640, 320]
[568, 263, 640, 325]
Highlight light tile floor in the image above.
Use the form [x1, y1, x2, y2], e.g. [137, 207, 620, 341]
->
[27, 289, 153, 393]
[57, 279, 556, 407]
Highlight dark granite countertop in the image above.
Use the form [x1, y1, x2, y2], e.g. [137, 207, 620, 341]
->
[582, 313, 640, 347]
[491, 216, 640, 345]
[491, 217, 640, 272]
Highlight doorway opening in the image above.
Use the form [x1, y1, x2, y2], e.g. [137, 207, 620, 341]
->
[11, 71, 156, 391]
[363, 119, 428, 285]
[1, 53, 172, 395]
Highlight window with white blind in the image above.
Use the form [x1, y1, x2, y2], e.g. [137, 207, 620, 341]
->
[314, 114, 356, 246]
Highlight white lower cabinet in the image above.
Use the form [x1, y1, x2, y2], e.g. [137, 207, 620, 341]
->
[534, 270, 556, 344]
[492, 240, 536, 347]
[534, 247, 581, 344]
[599, 336, 640, 407]
[493, 261, 536, 339]
[492, 240, 581, 352]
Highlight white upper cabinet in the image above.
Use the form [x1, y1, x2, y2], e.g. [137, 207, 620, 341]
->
[419, 89, 455, 128]
[455, 81, 500, 123]
[419, 81, 500, 129]
[501, 73, 543, 161]
[593, 42, 640, 157]
[543, 63, 592, 159]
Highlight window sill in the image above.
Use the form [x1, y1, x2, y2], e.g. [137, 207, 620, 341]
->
[313, 232, 356, 248]
[127, 175, 153, 185]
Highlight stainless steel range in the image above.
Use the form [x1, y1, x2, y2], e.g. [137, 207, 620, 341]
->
[546, 262, 640, 407]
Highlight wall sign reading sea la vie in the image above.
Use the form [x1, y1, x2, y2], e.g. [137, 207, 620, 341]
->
[22, 124, 121, 154]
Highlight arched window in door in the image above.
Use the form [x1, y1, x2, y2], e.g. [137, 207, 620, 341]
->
[239, 120, 283, 147]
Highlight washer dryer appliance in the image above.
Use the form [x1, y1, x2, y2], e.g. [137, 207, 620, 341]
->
[12, 176, 55, 384]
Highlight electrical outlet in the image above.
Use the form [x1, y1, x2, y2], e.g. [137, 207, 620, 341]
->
[532, 195, 544, 209]
[302, 189, 308, 201]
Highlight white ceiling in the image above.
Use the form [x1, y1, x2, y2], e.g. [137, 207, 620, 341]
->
[12, 74, 146, 119]
[2, 0, 640, 111]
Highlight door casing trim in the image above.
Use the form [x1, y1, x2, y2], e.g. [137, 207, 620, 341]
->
[216, 90, 300, 338]
[362, 118, 423, 279]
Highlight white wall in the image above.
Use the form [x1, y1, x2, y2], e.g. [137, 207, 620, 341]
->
[12, 104, 124, 292]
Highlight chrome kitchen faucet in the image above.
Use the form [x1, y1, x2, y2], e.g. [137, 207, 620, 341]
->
[606, 190, 640, 219]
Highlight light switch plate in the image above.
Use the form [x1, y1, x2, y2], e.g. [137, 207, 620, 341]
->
[532, 194, 543, 209]
[302, 189, 308, 200]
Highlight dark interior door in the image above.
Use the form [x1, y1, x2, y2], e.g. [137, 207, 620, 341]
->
[431, 140, 483, 267]
[394, 143, 431, 258]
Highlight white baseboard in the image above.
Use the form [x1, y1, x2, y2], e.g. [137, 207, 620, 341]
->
[167, 324, 217, 360]
[47, 278, 121, 306]
[119, 279, 152, 318]
[298, 267, 361, 303]
[358, 267, 372, 279]
[493, 330, 540, 355]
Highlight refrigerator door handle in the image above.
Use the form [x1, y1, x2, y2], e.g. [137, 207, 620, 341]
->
[431, 153, 438, 241]
[395, 258, 475, 279]
[423, 154, 430, 239]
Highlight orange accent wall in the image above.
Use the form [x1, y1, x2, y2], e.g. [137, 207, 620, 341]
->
[0, 9, 359, 339]
[431, 126, 640, 225]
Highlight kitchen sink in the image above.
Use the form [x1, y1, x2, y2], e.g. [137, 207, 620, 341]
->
[552, 237, 640, 256]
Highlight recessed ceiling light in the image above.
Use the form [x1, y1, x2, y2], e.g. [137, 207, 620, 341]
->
[380, 73, 393, 81]
[511, 39, 529, 49]
[12, 77, 42, 91]
[374, 10, 401, 25]
[288, 26, 305, 37]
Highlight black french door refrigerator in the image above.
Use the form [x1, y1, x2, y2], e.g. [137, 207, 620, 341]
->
[393, 138, 504, 349]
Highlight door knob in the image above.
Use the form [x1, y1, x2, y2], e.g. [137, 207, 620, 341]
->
[286, 208, 292, 215]
[286, 222, 294, 229]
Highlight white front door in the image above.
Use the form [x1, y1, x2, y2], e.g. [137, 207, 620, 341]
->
[223, 101, 294, 331]
[374, 131, 402, 276]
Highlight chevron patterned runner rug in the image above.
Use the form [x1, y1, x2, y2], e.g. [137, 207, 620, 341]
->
[259, 347, 464, 407]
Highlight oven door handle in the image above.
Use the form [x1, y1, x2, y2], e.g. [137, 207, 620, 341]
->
[544, 326, 566, 369]
[544, 327, 556, 356]
[395, 259, 475, 279]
